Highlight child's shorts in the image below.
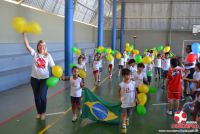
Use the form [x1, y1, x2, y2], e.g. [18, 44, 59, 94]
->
[162, 70, 168, 78]
[93, 70, 99, 74]
[71, 96, 81, 106]
[168, 92, 181, 100]
[121, 107, 134, 115]
[109, 64, 113, 70]
[99, 67, 103, 73]
[118, 65, 124, 70]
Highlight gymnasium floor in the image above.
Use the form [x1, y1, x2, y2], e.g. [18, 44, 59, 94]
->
[0, 64, 196, 134]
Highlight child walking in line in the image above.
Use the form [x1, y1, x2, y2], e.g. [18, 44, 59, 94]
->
[117, 68, 137, 131]
[127, 59, 137, 78]
[93, 53, 101, 86]
[108, 56, 114, 79]
[61, 66, 84, 122]
[154, 54, 162, 80]
[118, 53, 125, 77]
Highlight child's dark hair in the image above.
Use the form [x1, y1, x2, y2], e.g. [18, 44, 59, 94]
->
[122, 68, 131, 76]
[72, 66, 78, 71]
[157, 53, 161, 58]
[170, 58, 178, 68]
[186, 45, 192, 52]
[78, 56, 83, 62]
[128, 59, 135, 65]
[195, 63, 200, 70]
[137, 63, 145, 68]
[150, 50, 153, 53]
[165, 52, 170, 55]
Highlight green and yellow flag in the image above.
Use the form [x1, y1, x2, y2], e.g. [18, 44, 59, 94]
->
[81, 88, 121, 124]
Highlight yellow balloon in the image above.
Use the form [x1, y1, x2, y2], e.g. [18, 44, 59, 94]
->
[76, 49, 81, 55]
[98, 46, 104, 53]
[125, 42, 130, 48]
[138, 93, 147, 106]
[138, 84, 149, 93]
[142, 56, 152, 64]
[12, 17, 27, 33]
[163, 46, 170, 53]
[107, 48, 112, 54]
[133, 49, 140, 55]
[116, 52, 121, 59]
[78, 69, 86, 78]
[107, 54, 113, 62]
[25, 21, 41, 34]
[153, 50, 157, 56]
[144, 51, 147, 55]
[52, 65, 63, 78]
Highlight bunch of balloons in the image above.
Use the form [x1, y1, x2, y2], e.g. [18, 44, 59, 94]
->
[157, 45, 164, 51]
[12, 17, 41, 34]
[78, 69, 87, 79]
[116, 52, 121, 59]
[134, 55, 142, 63]
[46, 65, 63, 88]
[125, 43, 134, 52]
[192, 42, 200, 54]
[136, 84, 157, 115]
[132, 49, 140, 55]
[72, 47, 81, 55]
[107, 54, 114, 62]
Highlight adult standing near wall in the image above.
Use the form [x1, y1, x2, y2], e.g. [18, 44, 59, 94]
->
[22, 33, 55, 120]
[184, 45, 196, 97]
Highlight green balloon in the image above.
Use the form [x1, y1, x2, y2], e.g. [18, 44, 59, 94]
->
[136, 105, 147, 115]
[96, 49, 101, 53]
[70, 63, 76, 68]
[46, 77, 59, 88]
[134, 55, 142, 63]
[149, 86, 157, 93]
[153, 47, 157, 50]
[144, 49, 148, 52]
[147, 70, 152, 77]
[127, 52, 131, 55]
[103, 48, 108, 53]
[157, 45, 164, 51]
[72, 47, 77, 53]
[170, 52, 173, 58]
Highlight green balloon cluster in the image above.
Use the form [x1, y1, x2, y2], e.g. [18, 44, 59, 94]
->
[157, 45, 164, 51]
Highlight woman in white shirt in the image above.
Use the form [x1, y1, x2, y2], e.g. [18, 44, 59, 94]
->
[22, 33, 55, 120]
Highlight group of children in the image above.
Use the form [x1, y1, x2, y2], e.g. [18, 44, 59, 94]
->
[61, 45, 200, 128]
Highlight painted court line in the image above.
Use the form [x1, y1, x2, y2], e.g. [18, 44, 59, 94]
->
[38, 70, 117, 134]
[46, 112, 66, 116]
[0, 88, 65, 126]
[152, 103, 169, 106]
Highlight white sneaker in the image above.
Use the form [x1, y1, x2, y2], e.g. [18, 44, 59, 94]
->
[72, 115, 77, 122]
[166, 110, 172, 115]
[122, 124, 126, 129]
[78, 110, 82, 116]
[36, 114, 40, 119]
[41, 114, 46, 120]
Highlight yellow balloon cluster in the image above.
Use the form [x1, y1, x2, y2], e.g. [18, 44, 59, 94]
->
[52, 65, 63, 78]
[153, 50, 157, 56]
[78, 69, 86, 78]
[163, 46, 170, 53]
[116, 52, 121, 59]
[138, 84, 149, 93]
[107, 54, 114, 62]
[12, 17, 41, 34]
[142, 56, 152, 64]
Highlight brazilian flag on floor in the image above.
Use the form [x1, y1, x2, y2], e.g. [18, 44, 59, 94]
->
[81, 88, 121, 124]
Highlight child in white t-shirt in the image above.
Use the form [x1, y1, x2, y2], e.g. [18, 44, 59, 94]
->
[61, 66, 84, 122]
[80, 54, 87, 71]
[98, 53, 103, 82]
[127, 59, 137, 78]
[77, 56, 86, 70]
[117, 68, 137, 129]
[154, 54, 162, 80]
[132, 63, 148, 90]
[93, 53, 101, 86]
[161, 52, 170, 89]
[118, 53, 125, 77]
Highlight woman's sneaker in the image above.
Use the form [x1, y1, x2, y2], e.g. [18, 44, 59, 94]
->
[72, 115, 77, 122]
